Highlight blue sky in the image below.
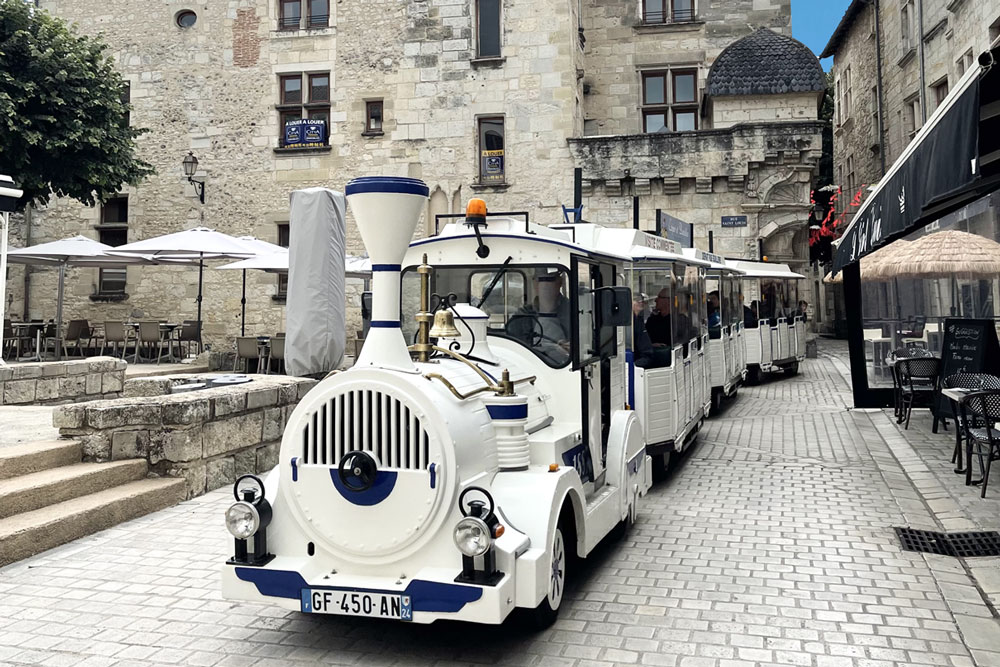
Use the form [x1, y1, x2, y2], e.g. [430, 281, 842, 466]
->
[791, 0, 852, 70]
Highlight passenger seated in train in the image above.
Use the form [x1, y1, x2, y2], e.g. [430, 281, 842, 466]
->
[507, 268, 572, 366]
[631, 296, 655, 368]
[707, 291, 721, 329]
[644, 289, 674, 366]
[744, 301, 758, 328]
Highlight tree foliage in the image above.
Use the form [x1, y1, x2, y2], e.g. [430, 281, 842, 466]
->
[0, 0, 153, 210]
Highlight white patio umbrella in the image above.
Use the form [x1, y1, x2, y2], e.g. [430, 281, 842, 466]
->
[6, 235, 167, 359]
[109, 227, 256, 327]
[225, 237, 286, 336]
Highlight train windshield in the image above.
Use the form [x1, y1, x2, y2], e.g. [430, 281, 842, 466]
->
[401, 264, 572, 368]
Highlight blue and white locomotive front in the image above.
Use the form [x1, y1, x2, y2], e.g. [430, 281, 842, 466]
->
[220, 178, 560, 624]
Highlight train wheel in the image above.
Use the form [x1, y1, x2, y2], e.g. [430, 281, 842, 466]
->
[528, 524, 567, 629]
[784, 362, 799, 376]
[747, 366, 762, 385]
[611, 485, 638, 541]
[651, 451, 672, 483]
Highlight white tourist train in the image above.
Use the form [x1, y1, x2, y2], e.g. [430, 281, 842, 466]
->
[220, 177, 805, 627]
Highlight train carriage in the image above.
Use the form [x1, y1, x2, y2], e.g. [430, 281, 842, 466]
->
[221, 181, 651, 627]
[727, 260, 806, 383]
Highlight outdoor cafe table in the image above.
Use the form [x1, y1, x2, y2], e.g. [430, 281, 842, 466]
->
[942, 386, 976, 477]
[9, 322, 42, 362]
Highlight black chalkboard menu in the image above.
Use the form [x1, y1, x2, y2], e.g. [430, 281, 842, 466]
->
[933, 318, 1000, 419]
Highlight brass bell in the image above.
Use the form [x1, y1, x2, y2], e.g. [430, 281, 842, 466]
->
[429, 308, 461, 338]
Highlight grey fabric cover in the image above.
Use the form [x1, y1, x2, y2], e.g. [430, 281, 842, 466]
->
[286, 188, 346, 377]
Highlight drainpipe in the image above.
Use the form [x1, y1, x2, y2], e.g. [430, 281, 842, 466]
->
[874, 0, 887, 176]
[917, 0, 927, 124]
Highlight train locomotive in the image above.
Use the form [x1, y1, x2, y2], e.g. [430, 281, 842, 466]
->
[221, 178, 652, 626]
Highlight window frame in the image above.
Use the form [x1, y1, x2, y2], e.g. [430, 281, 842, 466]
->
[932, 78, 949, 110]
[640, 67, 699, 133]
[276, 70, 331, 148]
[642, 0, 696, 25]
[364, 100, 384, 135]
[843, 65, 852, 120]
[97, 196, 129, 295]
[477, 115, 506, 184]
[279, 0, 302, 30]
[277, 223, 289, 297]
[475, 0, 502, 59]
[900, 0, 914, 52]
[904, 95, 921, 140]
[307, 0, 329, 28]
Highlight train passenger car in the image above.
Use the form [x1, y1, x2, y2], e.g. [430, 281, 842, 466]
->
[683, 249, 746, 412]
[728, 260, 806, 383]
[552, 226, 710, 476]
[221, 181, 651, 628]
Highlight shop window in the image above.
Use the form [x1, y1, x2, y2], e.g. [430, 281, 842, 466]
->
[643, 0, 695, 24]
[365, 100, 383, 135]
[477, 116, 505, 184]
[276, 72, 330, 148]
[476, 0, 501, 58]
[277, 223, 289, 297]
[641, 68, 698, 133]
[98, 197, 128, 295]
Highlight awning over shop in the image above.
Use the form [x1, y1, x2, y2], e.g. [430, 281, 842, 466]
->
[833, 49, 1000, 272]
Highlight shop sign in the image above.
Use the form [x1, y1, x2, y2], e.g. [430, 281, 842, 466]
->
[658, 211, 692, 247]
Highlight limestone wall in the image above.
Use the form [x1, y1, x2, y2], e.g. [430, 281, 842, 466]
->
[52, 374, 316, 498]
[0, 357, 126, 405]
[712, 93, 819, 129]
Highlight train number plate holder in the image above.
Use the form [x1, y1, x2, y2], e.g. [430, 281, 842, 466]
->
[300, 588, 412, 620]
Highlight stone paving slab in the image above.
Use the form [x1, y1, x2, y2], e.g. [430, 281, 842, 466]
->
[0, 407, 60, 448]
[0, 342, 996, 666]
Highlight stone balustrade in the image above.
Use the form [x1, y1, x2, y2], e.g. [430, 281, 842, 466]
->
[0, 357, 126, 405]
[53, 374, 317, 498]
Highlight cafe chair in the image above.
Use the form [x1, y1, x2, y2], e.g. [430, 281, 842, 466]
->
[944, 374, 1000, 470]
[267, 335, 286, 375]
[100, 321, 130, 359]
[898, 357, 941, 430]
[2, 319, 28, 360]
[958, 390, 1000, 498]
[62, 319, 94, 357]
[177, 320, 203, 358]
[234, 336, 264, 373]
[889, 347, 933, 423]
[137, 321, 169, 364]
[39, 321, 61, 360]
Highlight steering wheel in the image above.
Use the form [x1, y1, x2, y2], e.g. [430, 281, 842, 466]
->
[338, 451, 378, 492]
[506, 313, 564, 347]
[459, 486, 495, 518]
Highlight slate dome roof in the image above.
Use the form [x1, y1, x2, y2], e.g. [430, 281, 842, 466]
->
[706, 28, 825, 97]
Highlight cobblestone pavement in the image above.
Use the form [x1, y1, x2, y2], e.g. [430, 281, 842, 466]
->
[1, 342, 999, 666]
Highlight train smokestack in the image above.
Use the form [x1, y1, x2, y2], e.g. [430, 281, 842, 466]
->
[345, 177, 429, 371]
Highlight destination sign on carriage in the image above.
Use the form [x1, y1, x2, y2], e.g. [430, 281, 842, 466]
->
[638, 232, 682, 255]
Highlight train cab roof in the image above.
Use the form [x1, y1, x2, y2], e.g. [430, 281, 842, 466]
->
[726, 259, 805, 279]
[681, 248, 741, 273]
[551, 225, 710, 267]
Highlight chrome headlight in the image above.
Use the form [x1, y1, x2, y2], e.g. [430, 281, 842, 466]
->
[453, 516, 492, 557]
[225, 501, 260, 539]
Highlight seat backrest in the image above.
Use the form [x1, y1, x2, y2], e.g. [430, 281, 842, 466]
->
[43, 322, 57, 338]
[270, 336, 285, 359]
[2, 319, 11, 337]
[901, 357, 940, 381]
[236, 337, 260, 358]
[274, 331, 285, 338]
[963, 390, 1000, 424]
[945, 373, 985, 390]
[180, 321, 201, 341]
[105, 321, 126, 341]
[138, 321, 160, 341]
[64, 320, 85, 340]
[910, 316, 926, 336]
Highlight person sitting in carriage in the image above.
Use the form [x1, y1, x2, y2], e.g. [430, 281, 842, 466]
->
[507, 268, 572, 365]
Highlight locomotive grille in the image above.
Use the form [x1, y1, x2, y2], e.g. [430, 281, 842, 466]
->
[300, 390, 431, 470]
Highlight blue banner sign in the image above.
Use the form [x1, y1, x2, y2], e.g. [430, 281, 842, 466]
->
[658, 211, 692, 247]
[721, 215, 748, 227]
[284, 119, 327, 149]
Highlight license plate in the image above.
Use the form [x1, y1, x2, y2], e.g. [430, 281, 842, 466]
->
[300, 589, 412, 621]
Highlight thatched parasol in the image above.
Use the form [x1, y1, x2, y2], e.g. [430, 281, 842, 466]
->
[823, 240, 910, 284]
[869, 230, 1000, 280]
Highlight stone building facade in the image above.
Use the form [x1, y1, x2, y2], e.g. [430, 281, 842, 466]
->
[6, 0, 824, 346]
[823, 0, 1000, 225]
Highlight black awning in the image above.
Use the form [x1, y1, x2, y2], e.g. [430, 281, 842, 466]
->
[833, 62, 988, 272]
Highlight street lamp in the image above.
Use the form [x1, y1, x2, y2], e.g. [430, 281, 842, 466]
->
[182, 152, 206, 204]
[0, 174, 24, 366]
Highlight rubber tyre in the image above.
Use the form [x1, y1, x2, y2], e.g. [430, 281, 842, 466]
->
[747, 366, 762, 385]
[710, 389, 723, 416]
[651, 450, 672, 483]
[784, 361, 799, 376]
[527, 525, 567, 629]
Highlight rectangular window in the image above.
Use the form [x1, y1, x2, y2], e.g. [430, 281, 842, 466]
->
[478, 116, 505, 184]
[277, 223, 289, 296]
[843, 65, 852, 120]
[643, 0, 695, 24]
[835, 76, 842, 125]
[903, 95, 920, 140]
[476, 0, 501, 58]
[279, 0, 301, 29]
[846, 155, 855, 196]
[901, 1, 914, 51]
[870, 86, 878, 127]
[307, 0, 328, 27]
[642, 68, 698, 133]
[932, 79, 949, 109]
[277, 71, 330, 147]
[957, 50, 974, 76]
[365, 100, 384, 134]
[98, 197, 128, 294]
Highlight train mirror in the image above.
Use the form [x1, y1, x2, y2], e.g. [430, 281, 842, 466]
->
[595, 286, 631, 328]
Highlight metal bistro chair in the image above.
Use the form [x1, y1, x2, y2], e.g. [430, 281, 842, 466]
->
[62, 319, 94, 357]
[958, 390, 1000, 498]
[137, 321, 169, 364]
[176, 320, 203, 358]
[100, 321, 130, 359]
[266, 335, 286, 375]
[898, 356, 941, 430]
[889, 347, 934, 423]
[234, 336, 264, 373]
[947, 374, 1000, 473]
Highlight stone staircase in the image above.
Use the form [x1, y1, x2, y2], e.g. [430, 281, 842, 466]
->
[0, 439, 186, 567]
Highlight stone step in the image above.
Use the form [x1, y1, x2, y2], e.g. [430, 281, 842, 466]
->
[0, 440, 82, 480]
[0, 478, 187, 567]
[0, 460, 149, 520]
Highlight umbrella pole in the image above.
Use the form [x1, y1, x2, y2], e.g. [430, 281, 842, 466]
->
[197, 254, 204, 328]
[54, 262, 65, 361]
[241, 269, 246, 337]
[0, 211, 8, 366]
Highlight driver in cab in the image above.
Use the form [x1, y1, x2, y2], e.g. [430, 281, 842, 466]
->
[507, 268, 572, 364]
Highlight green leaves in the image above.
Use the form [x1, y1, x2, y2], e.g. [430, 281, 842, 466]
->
[0, 0, 154, 209]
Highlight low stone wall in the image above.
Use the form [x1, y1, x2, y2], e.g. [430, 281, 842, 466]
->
[0, 357, 126, 405]
[53, 374, 317, 498]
